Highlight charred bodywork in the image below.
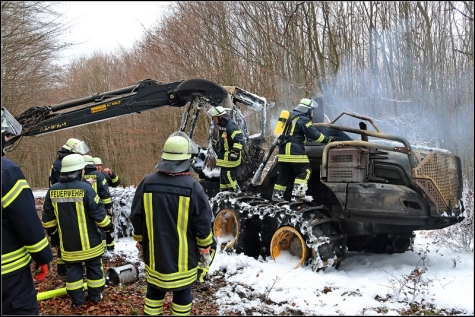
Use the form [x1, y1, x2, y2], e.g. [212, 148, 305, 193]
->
[7, 78, 465, 272]
[204, 102, 465, 271]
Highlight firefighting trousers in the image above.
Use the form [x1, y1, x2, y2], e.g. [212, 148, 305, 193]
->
[273, 162, 311, 192]
[219, 166, 238, 192]
[65, 256, 104, 305]
[144, 283, 192, 315]
[2, 267, 39, 315]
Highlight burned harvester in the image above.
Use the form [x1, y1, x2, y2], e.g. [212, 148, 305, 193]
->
[5, 78, 465, 272]
[204, 99, 465, 272]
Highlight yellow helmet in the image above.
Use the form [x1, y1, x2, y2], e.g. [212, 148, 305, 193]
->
[156, 132, 197, 173]
[93, 157, 102, 165]
[161, 135, 192, 161]
[61, 154, 87, 173]
[83, 155, 95, 165]
[294, 98, 316, 117]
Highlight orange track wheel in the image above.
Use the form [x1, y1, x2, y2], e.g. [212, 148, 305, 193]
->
[270, 226, 308, 269]
[213, 209, 239, 251]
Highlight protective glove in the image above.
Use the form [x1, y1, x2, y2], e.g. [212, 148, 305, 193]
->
[104, 222, 114, 233]
[136, 242, 144, 262]
[229, 151, 239, 161]
[48, 228, 59, 247]
[321, 135, 333, 144]
[33, 263, 49, 282]
[197, 247, 211, 283]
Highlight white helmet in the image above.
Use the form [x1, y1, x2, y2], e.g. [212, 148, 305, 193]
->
[83, 154, 95, 165]
[63, 138, 90, 155]
[93, 157, 102, 165]
[207, 106, 231, 117]
[61, 154, 87, 173]
[1, 107, 22, 135]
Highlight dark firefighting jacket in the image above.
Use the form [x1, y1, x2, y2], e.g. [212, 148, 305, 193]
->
[102, 171, 120, 187]
[216, 115, 244, 168]
[130, 171, 214, 291]
[84, 165, 112, 209]
[277, 110, 328, 163]
[42, 174, 111, 263]
[2, 157, 53, 277]
[49, 148, 72, 187]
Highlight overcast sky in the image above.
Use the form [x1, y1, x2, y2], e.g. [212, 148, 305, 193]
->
[56, 1, 170, 63]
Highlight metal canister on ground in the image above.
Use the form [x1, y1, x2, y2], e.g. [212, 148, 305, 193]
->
[105, 263, 139, 286]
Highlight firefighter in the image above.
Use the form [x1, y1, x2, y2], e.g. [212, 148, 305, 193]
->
[207, 106, 244, 194]
[42, 154, 113, 308]
[272, 98, 332, 201]
[130, 132, 216, 316]
[93, 156, 119, 252]
[83, 155, 114, 252]
[49, 138, 90, 187]
[2, 107, 53, 315]
[49, 137, 90, 277]
[93, 156, 121, 188]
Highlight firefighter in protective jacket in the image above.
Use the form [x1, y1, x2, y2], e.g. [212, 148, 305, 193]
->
[2, 107, 54, 315]
[273, 98, 332, 201]
[93, 157, 121, 187]
[207, 106, 244, 193]
[83, 155, 114, 251]
[42, 154, 113, 307]
[48, 137, 90, 277]
[130, 132, 216, 315]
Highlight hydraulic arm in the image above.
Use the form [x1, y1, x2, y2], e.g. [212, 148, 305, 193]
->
[5, 78, 229, 148]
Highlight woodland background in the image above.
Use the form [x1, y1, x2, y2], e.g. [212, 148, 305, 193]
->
[1, 1, 473, 189]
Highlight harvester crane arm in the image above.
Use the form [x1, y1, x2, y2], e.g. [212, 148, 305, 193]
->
[4, 78, 228, 149]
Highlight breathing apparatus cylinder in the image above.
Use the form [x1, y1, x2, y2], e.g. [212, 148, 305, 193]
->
[273, 110, 290, 138]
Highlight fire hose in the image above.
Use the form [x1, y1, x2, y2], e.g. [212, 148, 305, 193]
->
[36, 263, 139, 301]
[37, 283, 88, 301]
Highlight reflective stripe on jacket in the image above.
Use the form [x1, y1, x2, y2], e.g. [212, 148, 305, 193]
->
[216, 118, 244, 168]
[2, 157, 53, 276]
[277, 110, 326, 163]
[42, 177, 109, 262]
[103, 171, 120, 187]
[130, 172, 213, 291]
[84, 166, 112, 208]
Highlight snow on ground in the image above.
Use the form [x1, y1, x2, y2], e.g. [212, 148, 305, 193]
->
[34, 189, 474, 315]
[114, 234, 474, 315]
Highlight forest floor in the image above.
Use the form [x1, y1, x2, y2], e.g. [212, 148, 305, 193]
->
[34, 197, 229, 316]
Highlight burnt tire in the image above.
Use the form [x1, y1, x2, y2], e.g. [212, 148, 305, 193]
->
[269, 202, 346, 271]
[213, 203, 261, 259]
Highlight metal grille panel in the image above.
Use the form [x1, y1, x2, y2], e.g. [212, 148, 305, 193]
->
[328, 168, 366, 182]
[330, 155, 354, 163]
[413, 152, 461, 213]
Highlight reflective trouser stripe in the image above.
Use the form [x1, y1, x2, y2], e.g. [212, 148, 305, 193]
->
[171, 302, 192, 316]
[144, 297, 164, 315]
[294, 168, 311, 185]
[145, 265, 197, 290]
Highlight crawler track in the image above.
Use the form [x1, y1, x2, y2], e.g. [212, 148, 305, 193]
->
[210, 192, 346, 271]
